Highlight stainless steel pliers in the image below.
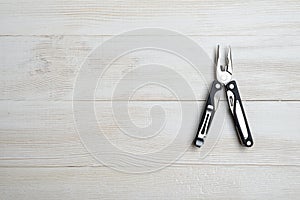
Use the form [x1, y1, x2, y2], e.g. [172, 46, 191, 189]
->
[194, 45, 254, 148]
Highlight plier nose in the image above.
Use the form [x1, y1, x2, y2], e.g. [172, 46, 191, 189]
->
[216, 45, 233, 85]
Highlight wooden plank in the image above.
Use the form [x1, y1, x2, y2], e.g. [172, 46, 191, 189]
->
[0, 101, 299, 167]
[0, 0, 299, 35]
[1, 35, 300, 101]
[0, 165, 299, 199]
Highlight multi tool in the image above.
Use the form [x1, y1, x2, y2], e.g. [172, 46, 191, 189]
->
[194, 45, 254, 148]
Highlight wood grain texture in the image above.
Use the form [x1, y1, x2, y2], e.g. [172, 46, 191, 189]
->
[0, 101, 299, 167]
[0, 166, 299, 199]
[1, 0, 300, 199]
[1, 35, 299, 101]
[0, 0, 299, 35]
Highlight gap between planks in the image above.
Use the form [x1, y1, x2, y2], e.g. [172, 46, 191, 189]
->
[0, 100, 299, 102]
[0, 163, 299, 169]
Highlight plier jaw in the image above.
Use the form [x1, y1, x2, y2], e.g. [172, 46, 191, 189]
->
[216, 45, 233, 86]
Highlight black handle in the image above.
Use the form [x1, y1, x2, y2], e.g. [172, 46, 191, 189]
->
[225, 80, 253, 147]
[194, 80, 222, 147]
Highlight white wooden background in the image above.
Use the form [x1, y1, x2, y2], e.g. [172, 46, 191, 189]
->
[0, 0, 300, 199]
